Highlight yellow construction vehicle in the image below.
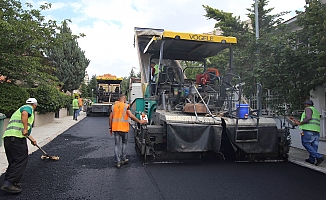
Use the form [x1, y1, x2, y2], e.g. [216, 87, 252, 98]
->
[131, 27, 291, 163]
[86, 74, 122, 116]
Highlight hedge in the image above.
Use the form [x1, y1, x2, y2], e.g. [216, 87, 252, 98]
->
[0, 83, 30, 117]
[0, 83, 73, 117]
[27, 84, 72, 114]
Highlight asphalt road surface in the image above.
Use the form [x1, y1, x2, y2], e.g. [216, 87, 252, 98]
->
[1, 117, 325, 200]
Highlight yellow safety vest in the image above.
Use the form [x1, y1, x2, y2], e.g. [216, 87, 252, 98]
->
[299, 106, 320, 132]
[2, 105, 34, 138]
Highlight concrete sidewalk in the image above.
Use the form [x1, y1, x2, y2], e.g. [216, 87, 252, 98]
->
[0, 112, 87, 175]
[288, 128, 326, 174]
[0, 112, 325, 175]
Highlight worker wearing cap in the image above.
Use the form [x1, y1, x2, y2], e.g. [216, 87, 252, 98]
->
[295, 100, 324, 166]
[1, 98, 38, 194]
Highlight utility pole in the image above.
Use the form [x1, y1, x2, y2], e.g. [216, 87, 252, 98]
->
[255, 0, 259, 40]
[255, 0, 262, 116]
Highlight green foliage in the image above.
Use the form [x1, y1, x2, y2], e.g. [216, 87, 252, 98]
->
[203, 5, 248, 37]
[87, 75, 97, 98]
[58, 93, 73, 108]
[121, 76, 129, 96]
[206, 49, 230, 75]
[27, 84, 71, 114]
[294, 0, 326, 98]
[0, 0, 59, 87]
[121, 68, 140, 97]
[0, 83, 29, 117]
[246, 0, 290, 34]
[203, 4, 257, 85]
[179, 61, 204, 80]
[79, 83, 89, 97]
[202, 0, 308, 113]
[0, 1, 94, 115]
[47, 20, 90, 93]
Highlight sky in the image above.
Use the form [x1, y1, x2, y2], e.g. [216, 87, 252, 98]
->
[21, 0, 306, 79]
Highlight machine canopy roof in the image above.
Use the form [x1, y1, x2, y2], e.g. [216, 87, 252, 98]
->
[96, 74, 122, 84]
[139, 29, 237, 61]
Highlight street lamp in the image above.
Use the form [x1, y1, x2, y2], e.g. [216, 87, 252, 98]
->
[91, 89, 94, 100]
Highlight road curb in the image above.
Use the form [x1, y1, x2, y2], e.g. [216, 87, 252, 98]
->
[288, 158, 326, 174]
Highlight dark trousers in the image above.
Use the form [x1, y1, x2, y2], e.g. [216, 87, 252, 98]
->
[3, 136, 28, 183]
[151, 82, 157, 96]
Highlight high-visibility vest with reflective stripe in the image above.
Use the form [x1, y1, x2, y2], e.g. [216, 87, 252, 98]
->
[153, 64, 160, 76]
[2, 105, 34, 139]
[111, 102, 129, 132]
[73, 99, 79, 109]
[300, 106, 320, 132]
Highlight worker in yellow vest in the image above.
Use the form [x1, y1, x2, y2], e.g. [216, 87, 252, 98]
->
[295, 100, 324, 166]
[72, 96, 79, 121]
[109, 94, 147, 168]
[1, 98, 38, 194]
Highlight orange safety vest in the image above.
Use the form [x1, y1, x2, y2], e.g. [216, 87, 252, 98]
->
[78, 98, 83, 107]
[111, 102, 130, 132]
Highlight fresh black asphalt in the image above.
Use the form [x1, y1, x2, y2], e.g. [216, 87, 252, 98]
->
[1, 117, 325, 200]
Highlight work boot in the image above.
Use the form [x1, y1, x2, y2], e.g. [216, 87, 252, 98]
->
[1, 181, 22, 194]
[305, 159, 315, 164]
[116, 162, 121, 168]
[13, 182, 22, 189]
[315, 156, 325, 166]
[121, 159, 129, 165]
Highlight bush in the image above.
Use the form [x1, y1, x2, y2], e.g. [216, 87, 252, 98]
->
[0, 83, 30, 117]
[27, 84, 72, 114]
[61, 93, 73, 108]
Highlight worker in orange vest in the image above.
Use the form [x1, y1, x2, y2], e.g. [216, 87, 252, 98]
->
[78, 96, 83, 115]
[109, 94, 147, 168]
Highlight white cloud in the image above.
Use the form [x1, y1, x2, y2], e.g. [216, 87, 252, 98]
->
[69, 2, 83, 12]
[26, 0, 66, 11]
[24, 0, 307, 78]
[47, 1, 66, 11]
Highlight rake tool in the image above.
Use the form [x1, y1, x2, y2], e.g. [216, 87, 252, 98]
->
[26, 136, 60, 161]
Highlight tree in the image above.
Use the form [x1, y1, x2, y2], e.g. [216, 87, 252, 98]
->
[203, 4, 256, 89]
[121, 68, 139, 97]
[294, 0, 326, 100]
[47, 20, 90, 94]
[79, 83, 89, 98]
[0, 82, 29, 117]
[179, 61, 203, 80]
[203, 1, 299, 113]
[0, 0, 58, 86]
[87, 75, 97, 99]
[252, 0, 326, 111]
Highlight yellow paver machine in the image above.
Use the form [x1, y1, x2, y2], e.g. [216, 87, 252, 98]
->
[131, 27, 291, 163]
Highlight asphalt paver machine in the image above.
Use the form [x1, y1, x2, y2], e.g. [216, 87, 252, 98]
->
[131, 27, 291, 163]
[86, 74, 122, 116]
